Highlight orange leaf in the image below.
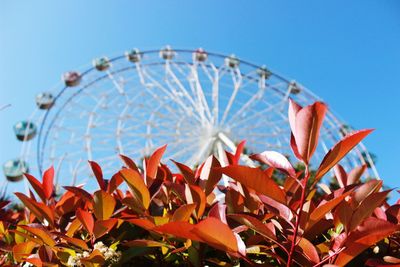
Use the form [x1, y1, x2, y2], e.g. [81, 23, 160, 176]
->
[187, 185, 206, 219]
[94, 218, 118, 239]
[219, 165, 286, 204]
[107, 173, 124, 193]
[66, 218, 82, 237]
[19, 225, 55, 247]
[172, 203, 196, 222]
[192, 217, 239, 254]
[76, 208, 94, 235]
[119, 169, 150, 210]
[127, 218, 156, 231]
[307, 190, 353, 231]
[88, 161, 106, 191]
[12, 241, 36, 262]
[25, 254, 43, 267]
[60, 235, 89, 250]
[80, 249, 105, 265]
[42, 166, 54, 200]
[93, 190, 116, 220]
[146, 144, 167, 179]
[314, 129, 373, 183]
[124, 239, 173, 248]
[153, 221, 199, 241]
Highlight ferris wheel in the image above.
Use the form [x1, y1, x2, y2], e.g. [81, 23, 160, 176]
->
[3, 46, 379, 191]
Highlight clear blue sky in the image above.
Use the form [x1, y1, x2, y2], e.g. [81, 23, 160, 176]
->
[1, 1, 399, 195]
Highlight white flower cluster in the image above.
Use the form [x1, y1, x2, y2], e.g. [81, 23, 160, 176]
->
[67, 241, 121, 267]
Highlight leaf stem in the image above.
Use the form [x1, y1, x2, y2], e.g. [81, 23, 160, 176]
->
[286, 166, 309, 267]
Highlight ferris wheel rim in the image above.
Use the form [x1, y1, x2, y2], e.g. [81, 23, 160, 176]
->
[31, 47, 377, 180]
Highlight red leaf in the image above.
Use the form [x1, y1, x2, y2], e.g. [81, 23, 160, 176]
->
[107, 173, 123, 193]
[219, 165, 286, 204]
[250, 151, 296, 177]
[88, 161, 106, 191]
[297, 237, 319, 264]
[333, 164, 347, 188]
[228, 214, 277, 243]
[290, 133, 302, 161]
[347, 164, 367, 185]
[209, 203, 227, 224]
[288, 99, 302, 135]
[119, 154, 139, 171]
[14, 193, 54, 227]
[353, 179, 382, 205]
[233, 140, 246, 165]
[293, 102, 327, 164]
[76, 208, 94, 235]
[201, 156, 222, 195]
[172, 160, 196, 185]
[146, 144, 167, 179]
[24, 173, 46, 203]
[348, 190, 391, 232]
[314, 129, 374, 184]
[63, 186, 94, 204]
[334, 218, 399, 266]
[42, 166, 54, 200]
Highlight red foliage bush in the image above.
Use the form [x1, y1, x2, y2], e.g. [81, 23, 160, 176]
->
[0, 100, 399, 266]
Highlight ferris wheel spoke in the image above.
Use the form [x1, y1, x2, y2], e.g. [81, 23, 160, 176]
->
[220, 68, 243, 125]
[105, 70, 125, 94]
[167, 141, 201, 161]
[174, 62, 213, 122]
[188, 65, 213, 122]
[135, 66, 197, 122]
[229, 101, 289, 129]
[140, 65, 203, 123]
[165, 63, 208, 125]
[225, 84, 267, 126]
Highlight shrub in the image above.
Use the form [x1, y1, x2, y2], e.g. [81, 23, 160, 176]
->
[0, 100, 399, 266]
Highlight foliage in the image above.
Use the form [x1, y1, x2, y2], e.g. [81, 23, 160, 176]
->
[0, 100, 399, 267]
